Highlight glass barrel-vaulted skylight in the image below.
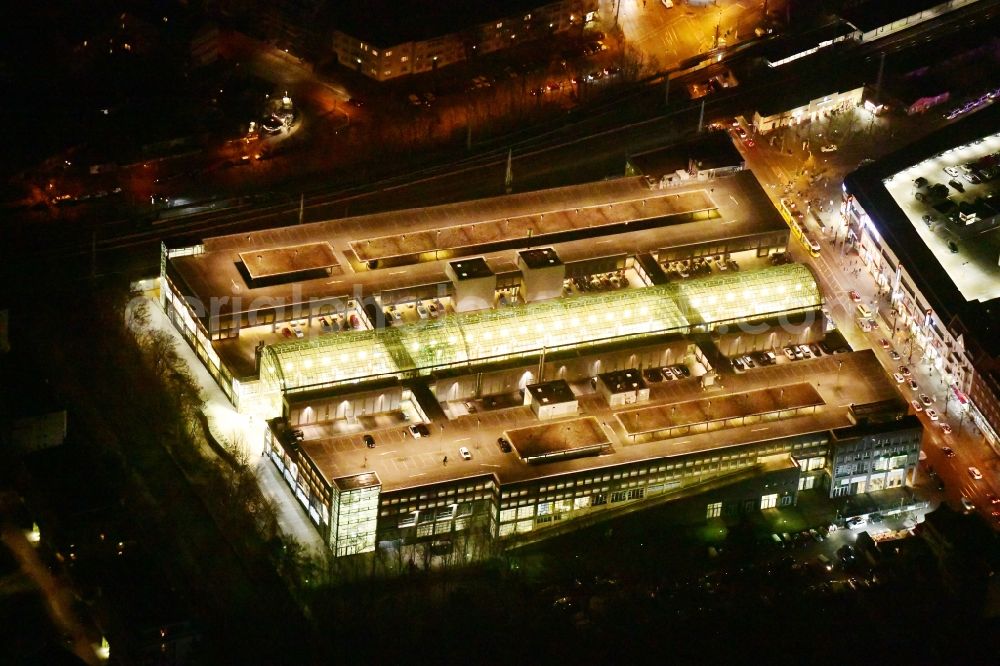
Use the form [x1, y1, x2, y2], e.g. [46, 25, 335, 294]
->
[260, 264, 822, 393]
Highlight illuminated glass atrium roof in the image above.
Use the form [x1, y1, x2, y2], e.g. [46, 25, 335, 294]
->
[260, 264, 821, 393]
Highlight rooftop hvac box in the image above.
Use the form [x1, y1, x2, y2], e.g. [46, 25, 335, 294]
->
[525, 379, 579, 420]
[517, 248, 565, 303]
[597, 369, 649, 408]
[446, 257, 496, 312]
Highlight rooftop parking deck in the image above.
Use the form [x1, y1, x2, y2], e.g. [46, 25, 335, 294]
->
[882, 131, 1000, 304]
[292, 349, 901, 493]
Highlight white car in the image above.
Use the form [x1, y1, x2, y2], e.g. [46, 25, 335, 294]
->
[820, 144, 838, 153]
[944, 166, 960, 178]
[939, 423, 953, 435]
[910, 399, 923, 413]
[969, 466, 983, 480]
[798, 344, 812, 359]
[416, 303, 430, 319]
[926, 408, 939, 421]
[782, 346, 796, 361]
[920, 393, 933, 407]
[459, 446, 472, 461]
[892, 373, 905, 384]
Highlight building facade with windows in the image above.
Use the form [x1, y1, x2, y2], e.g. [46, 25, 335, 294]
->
[842, 105, 1000, 447]
[828, 405, 922, 497]
[331, 0, 598, 81]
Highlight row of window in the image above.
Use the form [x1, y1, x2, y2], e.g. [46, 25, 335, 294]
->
[384, 482, 492, 506]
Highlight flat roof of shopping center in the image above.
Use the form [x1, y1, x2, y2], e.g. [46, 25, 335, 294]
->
[505, 417, 610, 463]
[616, 382, 824, 437]
[292, 349, 904, 493]
[238, 242, 339, 280]
[168, 171, 789, 376]
[843, 103, 1000, 355]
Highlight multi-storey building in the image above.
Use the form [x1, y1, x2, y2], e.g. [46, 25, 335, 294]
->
[331, 0, 598, 81]
[842, 103, 1000, 447]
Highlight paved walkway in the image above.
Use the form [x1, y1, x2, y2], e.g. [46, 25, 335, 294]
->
[138, 292, 324, 554]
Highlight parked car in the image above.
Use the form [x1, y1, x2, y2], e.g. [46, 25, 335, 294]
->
[459, 446, 473, 461]
[920, 393, 933, 407]
[416, 303, 430, 319]
[783, 346, 796, 360]
[968, 466, 982, 480]
[926, 409, 939, 421]
[732, 357, 746, 373]
[889, 350, 901, 361]
[944, 166, 960, 178]
[408, 424, 424, 438]
[899, 366, 911, 377]
[942, 446, 955, 457]
[497, 437, 512, 453]
[892, 373, 905, 384]
[849, 290, 861, 302]
[364, 434, 375, 448]
[911, 399, 923, 412]
[820, 144, 838, 153]
[949, 179, 965, 192]
[939, 423, 953, 435]
[798, 344, 812, 359]
[643, 367, 665, 383]
[846, 516, 867, 530]
[880, 338, 891, 350]
[908, 379, 918, 391]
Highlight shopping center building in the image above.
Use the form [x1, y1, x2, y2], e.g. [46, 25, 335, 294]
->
[841, 103, 1000, 447]
[161, 170, 923, 555]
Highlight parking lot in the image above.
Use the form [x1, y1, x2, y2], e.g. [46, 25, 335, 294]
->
[883, 130, 1000, 304]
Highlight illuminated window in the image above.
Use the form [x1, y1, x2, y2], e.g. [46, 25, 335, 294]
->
[400, 55, 408, 62]
[760, 493, 778, 510]
[372, 50, 378, 56]
[496, 22, 503, 29]
[385, 50, 392, 56]
[706, 502, 722, 518]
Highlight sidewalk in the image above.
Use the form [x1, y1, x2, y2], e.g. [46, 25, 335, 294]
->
[139, 292, 325, 553]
